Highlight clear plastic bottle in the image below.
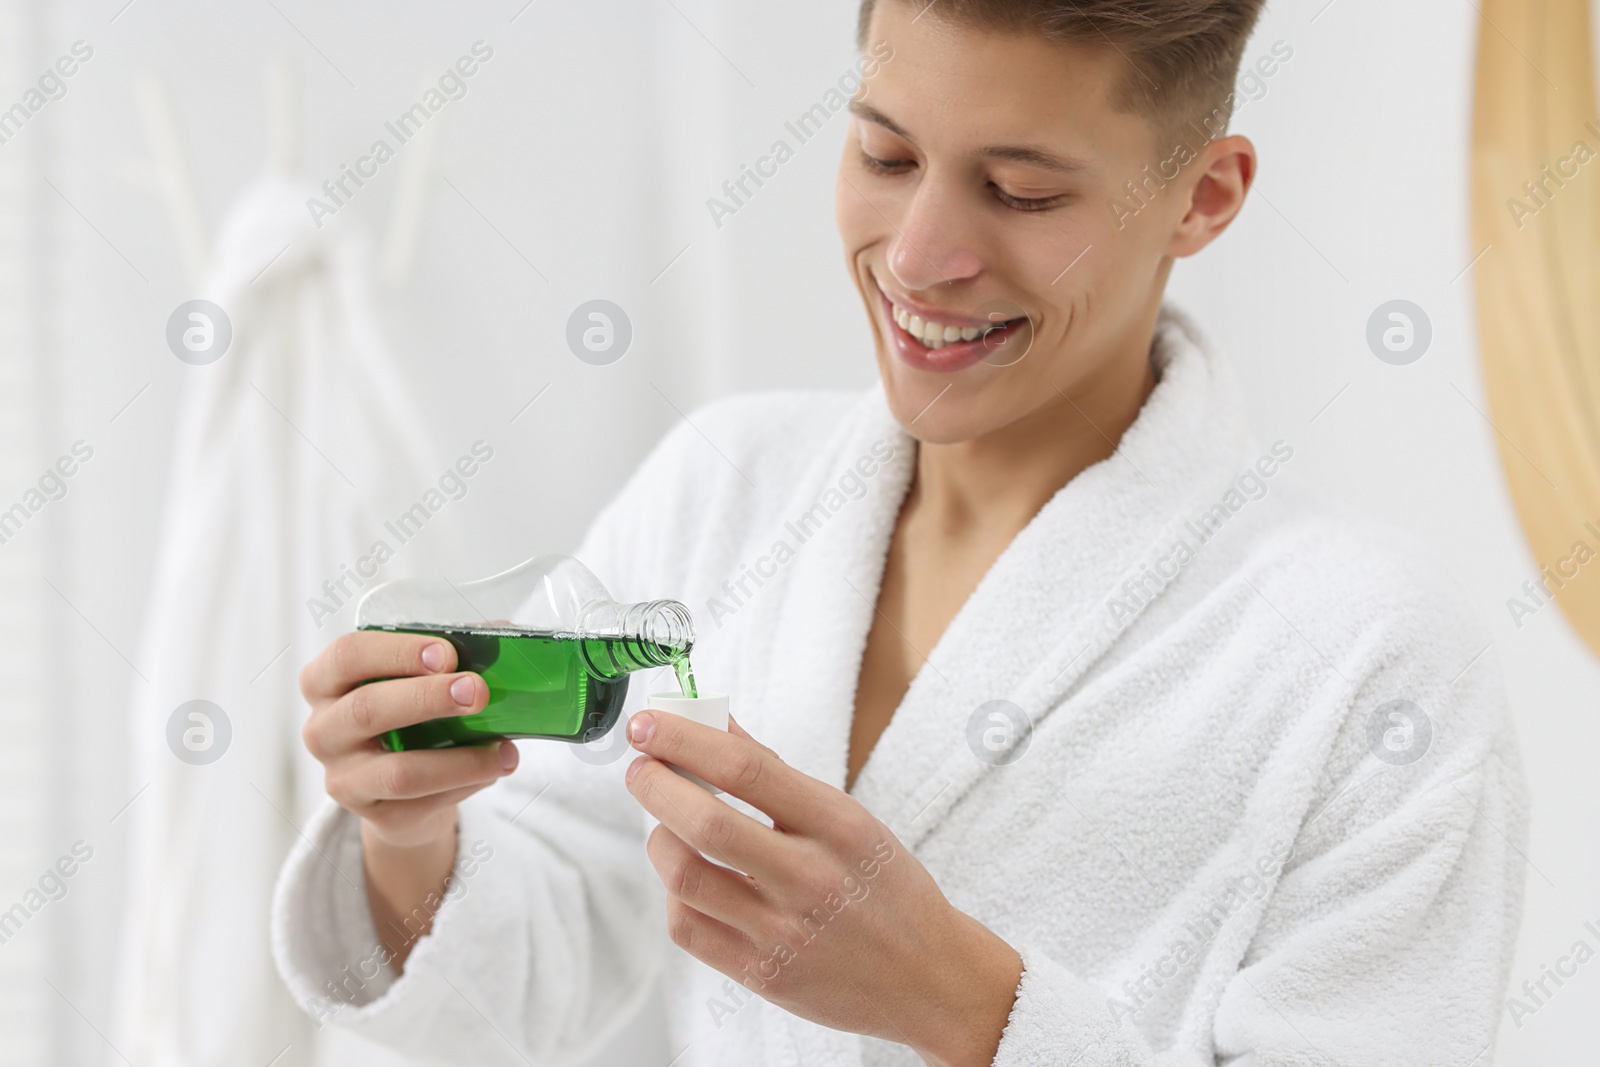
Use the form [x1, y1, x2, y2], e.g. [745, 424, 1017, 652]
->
[355, 555, 696, 751]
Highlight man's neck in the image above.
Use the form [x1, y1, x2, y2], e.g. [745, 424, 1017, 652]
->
[906, 323, 1160, 541]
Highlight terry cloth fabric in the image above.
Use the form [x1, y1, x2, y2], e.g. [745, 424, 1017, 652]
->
[272, 306, 1528, 1066]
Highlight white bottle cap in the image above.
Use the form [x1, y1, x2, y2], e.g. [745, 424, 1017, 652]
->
[645, 691, 729, 793]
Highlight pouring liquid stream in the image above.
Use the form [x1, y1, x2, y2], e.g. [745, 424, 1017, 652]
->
[673, 654, 698, 699]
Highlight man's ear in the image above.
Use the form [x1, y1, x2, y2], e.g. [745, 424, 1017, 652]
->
[1167, 134, 1256, 258]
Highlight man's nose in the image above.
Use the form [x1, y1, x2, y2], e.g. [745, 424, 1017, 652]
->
[885, 174, 983, 292]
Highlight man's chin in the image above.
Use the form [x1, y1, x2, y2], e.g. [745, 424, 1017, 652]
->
[879, 374, 994, 446]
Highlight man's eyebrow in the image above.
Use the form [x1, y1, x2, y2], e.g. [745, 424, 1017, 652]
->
[847, 100, 1092, 174]
[849, 101, 912, 139]
[977, 144, 1092, 174]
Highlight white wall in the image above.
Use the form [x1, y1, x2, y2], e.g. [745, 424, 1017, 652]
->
[0, 0, 1593, 1064]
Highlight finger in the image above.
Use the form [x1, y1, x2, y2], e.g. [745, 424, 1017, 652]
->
[360, 780, 501, 832]
[647, 824, 766, 933]
[664, 895, 764, 981]
[314, 671, 486, 754]
[339, 740, 518, 804]
[628, 712, 815, 829]
[725, 716, 787, 769]
[302, 630, 457, 702]
[729, 713, 771, 755]
[627, 755, 788, 880]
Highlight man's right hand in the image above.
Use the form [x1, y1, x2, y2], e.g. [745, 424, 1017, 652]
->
[299, 630, 519, 968]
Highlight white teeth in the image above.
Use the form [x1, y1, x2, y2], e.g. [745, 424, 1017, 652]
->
[888, 293, 998, 349]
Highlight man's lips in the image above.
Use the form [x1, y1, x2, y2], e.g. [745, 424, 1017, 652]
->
[874, 285, 1030, 373]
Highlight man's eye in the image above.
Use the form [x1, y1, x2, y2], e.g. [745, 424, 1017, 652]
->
[991, 185, 1065, 212]
[859, 150, 912, 174]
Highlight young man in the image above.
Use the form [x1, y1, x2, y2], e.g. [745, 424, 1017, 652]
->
[274, 1, 1527, 1064]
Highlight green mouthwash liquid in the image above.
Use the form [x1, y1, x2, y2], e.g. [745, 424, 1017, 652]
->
[674, 656, 698, 699]
[364, 624, 695, 751]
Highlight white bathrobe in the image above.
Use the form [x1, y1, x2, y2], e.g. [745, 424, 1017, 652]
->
[272, 307, 1528, 1066]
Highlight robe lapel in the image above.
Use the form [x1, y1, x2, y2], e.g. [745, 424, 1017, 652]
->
[735, 389, 916, 793]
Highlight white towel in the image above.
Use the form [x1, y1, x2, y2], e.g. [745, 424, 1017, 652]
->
[272, 306, 1527, 1066]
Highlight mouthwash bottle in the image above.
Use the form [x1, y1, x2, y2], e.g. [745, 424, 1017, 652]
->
[355, 555, 697, 751]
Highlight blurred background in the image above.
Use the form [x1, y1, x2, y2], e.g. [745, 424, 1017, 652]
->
[0, 0, 1595, 1064]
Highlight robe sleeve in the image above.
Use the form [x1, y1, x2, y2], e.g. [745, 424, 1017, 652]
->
[990, 587, 1528, 1066]
[270, 417, 705, 1063]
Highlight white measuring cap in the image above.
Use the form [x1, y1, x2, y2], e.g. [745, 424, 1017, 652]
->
[645, 691, 729, 793]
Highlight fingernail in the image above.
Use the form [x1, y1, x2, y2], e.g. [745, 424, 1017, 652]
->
[499, 741, 518, 772]
[450, 676, 476, 706]
[421, 642, 447, 672]
[628, 713, 655, 744]
[626, 755, 646, 783]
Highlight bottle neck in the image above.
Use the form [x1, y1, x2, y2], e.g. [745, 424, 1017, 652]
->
[575, 599, 694, 678]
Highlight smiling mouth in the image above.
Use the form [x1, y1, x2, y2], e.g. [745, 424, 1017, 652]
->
[881, 292, 1026, 350]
